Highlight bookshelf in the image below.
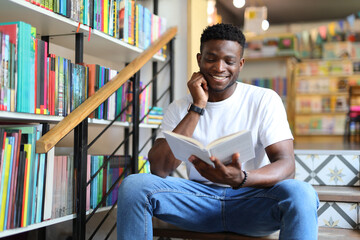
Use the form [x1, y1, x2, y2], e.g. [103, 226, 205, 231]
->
[0, 0, 173, 239]
[238, 33, 300, 129]
[0, 0, 165, 63]
[293, 59, 360, 143]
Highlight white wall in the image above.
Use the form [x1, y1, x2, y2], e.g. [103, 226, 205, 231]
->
[159, 0, 189, 101]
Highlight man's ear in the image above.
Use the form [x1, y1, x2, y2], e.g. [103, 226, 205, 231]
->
[196, 53, 201, 67]
[239, 58, 245, 71]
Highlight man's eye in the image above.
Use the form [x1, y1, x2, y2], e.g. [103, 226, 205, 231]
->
[206, 59, 215, 62]
[227, 62, 235, 65]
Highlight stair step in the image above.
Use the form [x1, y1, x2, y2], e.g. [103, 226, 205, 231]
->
[153, 225, 360, 240]
[315, 185, 360, 202]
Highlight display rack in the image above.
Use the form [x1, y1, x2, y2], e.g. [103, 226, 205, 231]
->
[0, 1, 175, 239]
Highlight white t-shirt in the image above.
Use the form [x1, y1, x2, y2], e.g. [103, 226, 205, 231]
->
[157, 82, 293, 184]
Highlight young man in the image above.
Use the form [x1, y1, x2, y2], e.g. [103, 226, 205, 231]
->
[117, 23, 319, 240]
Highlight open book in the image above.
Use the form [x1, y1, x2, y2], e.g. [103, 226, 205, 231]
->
[163, 130, 255, 167]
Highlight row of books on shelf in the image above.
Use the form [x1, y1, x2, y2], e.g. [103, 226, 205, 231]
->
[0, 124, 151, 231]
[244, 36, 298, 58]
[0, 125, 44, 231]
[90, 155, 149, 210]
[295, 115, 346, 135]
[296, 60, 357, 76]
[145, 106, 163, 125]
[0, 21, 162, 124]
[27, 0, 167, 52]
[322, 41, 360, 60]
[239, 77, 287, 98]
[296, 96, 348, 113]
[296, 78, 348, 93]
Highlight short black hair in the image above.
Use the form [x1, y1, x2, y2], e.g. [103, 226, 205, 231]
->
[200, 23, 246, 56]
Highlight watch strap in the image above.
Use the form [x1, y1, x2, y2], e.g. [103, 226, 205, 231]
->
[188, 104, 205, 115]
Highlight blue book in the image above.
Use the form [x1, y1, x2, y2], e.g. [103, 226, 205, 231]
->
[138, 4, 144, 49]
[36, 154, 45, 223]
[143, 7, 151, 49]
[90, 156, 95, 208]
[30, 148, 39, 224]
[29, 27, 36, 114]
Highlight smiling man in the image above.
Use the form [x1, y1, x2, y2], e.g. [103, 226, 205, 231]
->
[117, 23, 319, 240]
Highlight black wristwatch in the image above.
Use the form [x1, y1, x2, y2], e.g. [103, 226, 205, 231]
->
[187, 104, 205, 115]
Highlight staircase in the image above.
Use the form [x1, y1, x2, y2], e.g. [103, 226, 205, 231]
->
[295, 149, 360, 231]
[153, 148, 360, 239]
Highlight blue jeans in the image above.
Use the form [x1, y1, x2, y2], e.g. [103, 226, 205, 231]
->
[117, 174, 319, 240]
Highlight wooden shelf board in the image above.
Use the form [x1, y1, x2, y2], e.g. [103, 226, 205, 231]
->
[0, 205, 117, 238]
[296, 92, 348, 96]
[0, 112, 161, 129]
[245, 55, 297, 62]
[295, 112, 347, 116]
[296, 74, 360, 79]
[0, 214, 75, 238]
[314, 186, 360, 203]
[153, 216, 360, 240]
[295, 133, 344, 136]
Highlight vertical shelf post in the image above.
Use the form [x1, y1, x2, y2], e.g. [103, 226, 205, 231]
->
[152, 62, 158, 144]
[169, 39, 175, 103]
[37, 123, 50, 240]
[131, 72, 141, 174]
[73, 32, 87, 240]
[151, 0, 159, 145]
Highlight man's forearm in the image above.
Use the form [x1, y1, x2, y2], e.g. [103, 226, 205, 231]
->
[148, 111, 202, 177]
[148, 139, 181, 177]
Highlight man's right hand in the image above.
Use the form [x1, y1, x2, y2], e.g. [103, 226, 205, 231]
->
[187, 72, 209, 108]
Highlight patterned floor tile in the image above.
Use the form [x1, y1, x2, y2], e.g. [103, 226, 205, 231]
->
[317, 202, 358, 229]
[295, 154, 360, 186]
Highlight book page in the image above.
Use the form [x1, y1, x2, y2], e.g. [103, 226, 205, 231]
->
[208, 131, 255, 165]
[206, 130, 248, 149]
[163, 131, 213, 166]
[163, 131, 204, 148]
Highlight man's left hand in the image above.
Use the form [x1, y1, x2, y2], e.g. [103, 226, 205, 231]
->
[188, 153, 245, 187]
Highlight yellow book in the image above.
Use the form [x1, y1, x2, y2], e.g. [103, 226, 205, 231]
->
[0, 139, 11, 231]
[135, 4, 139, 47]
[138, 156, 146, 173]
[104, 0, 109, 34]
[22, 144, 32, 227]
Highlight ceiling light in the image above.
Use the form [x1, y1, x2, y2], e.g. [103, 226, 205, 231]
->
[262, 19, 269, 31]
[207, 0, 215, 15]
[233, 0, 246, 9]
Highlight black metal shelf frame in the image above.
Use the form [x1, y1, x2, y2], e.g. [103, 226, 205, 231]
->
[69, 36, 175, 240]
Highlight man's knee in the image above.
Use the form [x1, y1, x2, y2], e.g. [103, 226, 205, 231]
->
[275, 179, 319, 211]
[118, 173, 160, 202]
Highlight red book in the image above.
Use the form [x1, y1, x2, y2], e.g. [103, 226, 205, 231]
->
[8, 130, 21, 229]
[48, 54, 56, 115]
[0, 131, 7, 196]
[43, 41, 48, 114]
[87, 64, 97, 118]
[34, 39, 38, 113]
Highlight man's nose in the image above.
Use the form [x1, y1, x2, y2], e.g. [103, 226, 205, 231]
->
[214, 60, 226, 72]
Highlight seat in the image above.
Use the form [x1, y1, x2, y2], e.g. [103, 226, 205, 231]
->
[344, 85, 360, 142]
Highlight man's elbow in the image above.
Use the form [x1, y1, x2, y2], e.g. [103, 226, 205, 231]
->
[150, 166, 169, 178]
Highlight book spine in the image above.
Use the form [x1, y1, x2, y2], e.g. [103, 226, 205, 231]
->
[0, 139, 10, 230]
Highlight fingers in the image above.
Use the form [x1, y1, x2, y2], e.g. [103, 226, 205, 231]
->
[210, 156, 227, 171]
[232, 153, 242, 168]
[188, 72, 209, 107]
